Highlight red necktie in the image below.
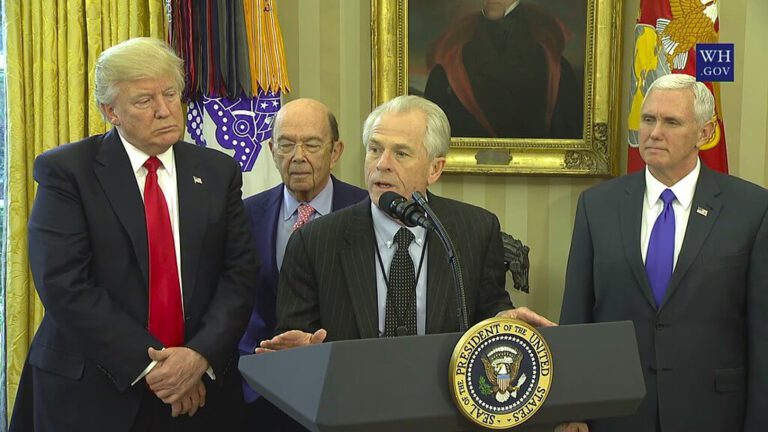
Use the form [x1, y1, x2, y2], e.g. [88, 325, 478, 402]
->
[143, 156, 184, 347]
[292, 203, 316, 231]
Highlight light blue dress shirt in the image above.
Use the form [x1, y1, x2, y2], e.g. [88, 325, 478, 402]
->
[371, 202, 428, 336]
[276, 180, 334, 270]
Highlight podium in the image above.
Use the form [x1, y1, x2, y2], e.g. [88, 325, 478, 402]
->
[240, 321, 645, 431]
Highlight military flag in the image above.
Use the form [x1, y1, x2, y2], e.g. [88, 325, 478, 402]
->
[627, 0, 727, 173]
[167, 0, 290, 196]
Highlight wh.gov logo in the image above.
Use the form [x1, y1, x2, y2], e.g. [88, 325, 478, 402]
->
[450, 318, 553, 429]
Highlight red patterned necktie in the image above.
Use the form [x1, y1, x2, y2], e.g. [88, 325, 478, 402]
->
[292, 203, 316, 231]
[143, 156, 184, 347]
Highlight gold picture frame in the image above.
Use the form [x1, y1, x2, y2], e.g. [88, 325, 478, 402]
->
[372, 0, 624, 176]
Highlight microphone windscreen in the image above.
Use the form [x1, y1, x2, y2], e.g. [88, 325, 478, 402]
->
[378, 191, 405, 214]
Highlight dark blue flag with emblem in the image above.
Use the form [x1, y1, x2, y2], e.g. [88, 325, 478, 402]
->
[187, 89, 282, 173]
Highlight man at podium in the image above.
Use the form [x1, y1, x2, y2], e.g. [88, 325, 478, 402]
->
[257, 95, 553, 349]
[258, 95, 587, 432]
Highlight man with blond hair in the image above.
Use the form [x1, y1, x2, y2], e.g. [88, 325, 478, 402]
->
[10, 37, 258, 431]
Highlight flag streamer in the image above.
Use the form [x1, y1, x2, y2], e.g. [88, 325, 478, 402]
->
[166, 0, 290, 173]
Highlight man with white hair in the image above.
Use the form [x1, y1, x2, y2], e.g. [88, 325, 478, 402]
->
[260, 95, 585, 432]
[561, 74, 768, 431]
[260, 95, 554, 349]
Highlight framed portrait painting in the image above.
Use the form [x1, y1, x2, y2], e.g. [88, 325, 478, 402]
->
[372, 0, 624, 176]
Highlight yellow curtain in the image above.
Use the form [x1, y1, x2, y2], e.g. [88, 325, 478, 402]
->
[4, 0, 166, 420]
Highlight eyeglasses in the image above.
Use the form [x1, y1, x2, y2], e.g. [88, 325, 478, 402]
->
[274, 141, 328, 155]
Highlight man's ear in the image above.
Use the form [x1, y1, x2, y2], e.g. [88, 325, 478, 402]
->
[695, 119, 716, 149]
[329, 140, 344, 170]
[100, 103, 119, 126]
[269, 140, 281, 169]
[427, 156, 446, 186]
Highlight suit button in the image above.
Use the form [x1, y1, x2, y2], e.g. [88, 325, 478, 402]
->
[654, 322, 666, 330]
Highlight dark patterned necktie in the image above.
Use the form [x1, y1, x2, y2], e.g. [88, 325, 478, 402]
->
[646, 189, 676, 307]
[384, 228, 417, 337]
[143, 156, 184, 347]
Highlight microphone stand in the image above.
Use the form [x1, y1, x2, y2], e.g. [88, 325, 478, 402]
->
[411, 191, 469, 332]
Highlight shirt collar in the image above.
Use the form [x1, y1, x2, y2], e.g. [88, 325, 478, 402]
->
[481, 0, 520, 18]
[282, 177, 335, 221]
[370, 202, 426, 249]
[644, 158, 700, 210]
[119, 131, 175, 176]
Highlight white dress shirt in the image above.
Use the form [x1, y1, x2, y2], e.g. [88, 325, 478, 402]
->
[119, 135, 214, 385]
[641, 159, 701, 269]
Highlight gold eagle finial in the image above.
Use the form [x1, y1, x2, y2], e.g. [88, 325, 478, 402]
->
[657, 0, 718, 69]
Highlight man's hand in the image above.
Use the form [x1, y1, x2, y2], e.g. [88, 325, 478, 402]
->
[555, 422, 589, 432]
[497, 307, 556, 327]
[146, 347, 209, 404]
[255, 329, 327, 353]
[170, 379, 207, 417]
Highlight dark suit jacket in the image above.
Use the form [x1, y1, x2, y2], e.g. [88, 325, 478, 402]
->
[560, 166, 768, 432]
[275, 193, 513, 339]
[10, 130, 259, 432]
[238, 176, 366, 399]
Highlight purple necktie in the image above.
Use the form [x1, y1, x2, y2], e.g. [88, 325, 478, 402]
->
[646, 189, 676, 307]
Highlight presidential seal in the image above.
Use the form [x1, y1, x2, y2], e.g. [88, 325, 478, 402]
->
[449, 317, 553, 429]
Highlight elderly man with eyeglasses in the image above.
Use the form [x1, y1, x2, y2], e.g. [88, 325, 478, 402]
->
[237, 98, 367, 431]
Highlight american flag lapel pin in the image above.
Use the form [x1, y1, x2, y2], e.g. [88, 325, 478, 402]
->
[696, 206, 708, 216]
[193, 176, 203, 184]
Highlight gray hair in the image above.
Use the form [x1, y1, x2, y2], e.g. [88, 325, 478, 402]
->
[362, 95, 450, 159]
[644, 74, 715, 125]
[94, 37, 184, 108]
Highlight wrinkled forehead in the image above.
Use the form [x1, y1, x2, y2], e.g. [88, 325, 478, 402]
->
[369, 112, 427, 149]
[274, 107, 331, 141]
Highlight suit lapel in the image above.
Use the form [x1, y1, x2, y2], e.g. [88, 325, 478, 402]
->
[661, 166, 722, 309]
[257, 186, 282, 291]
[340, 201, 379, 338]
[425, 196, 455, 334]
[330, 176, 345, 211]
[620, 172, 658, 309]
[174, 143, 208, 307]
[94, 130, 149, 285]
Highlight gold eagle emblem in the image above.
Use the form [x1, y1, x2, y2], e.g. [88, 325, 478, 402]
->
[481, 346, 526, 403]
[657, 0, 718, 69]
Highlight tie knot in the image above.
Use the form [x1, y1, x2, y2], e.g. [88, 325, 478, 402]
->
[292, 203, 317, 231]
[394, 228, 415, 249]
[144, 156, 162, 174]
[660, 189, 676, 205]
[298, 203, 315, 217]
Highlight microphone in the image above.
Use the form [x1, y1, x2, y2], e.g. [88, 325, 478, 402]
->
[412, 191, 469, 332]
[378, 191, 435, 230]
